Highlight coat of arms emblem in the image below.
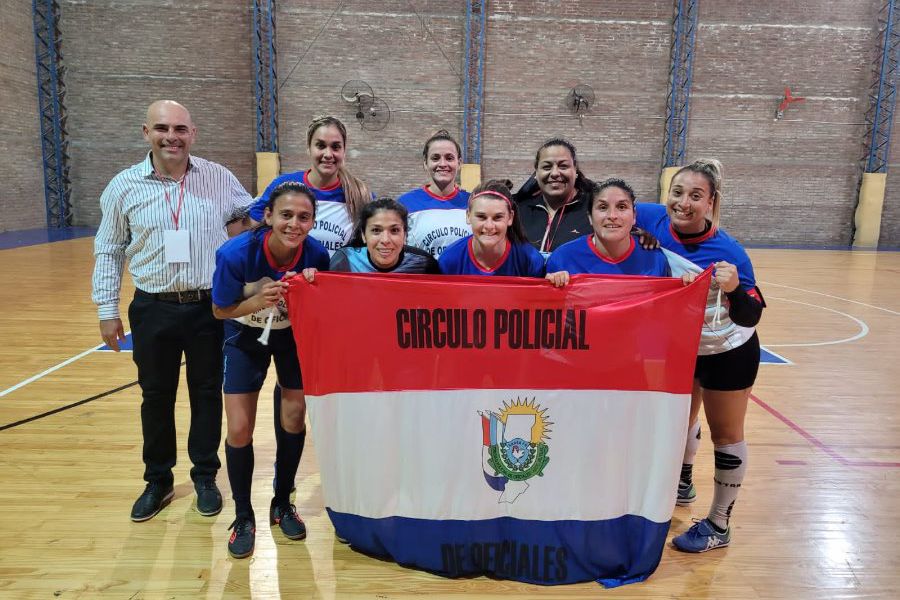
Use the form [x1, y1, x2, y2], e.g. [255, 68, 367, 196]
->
[479, 397, 551, 503]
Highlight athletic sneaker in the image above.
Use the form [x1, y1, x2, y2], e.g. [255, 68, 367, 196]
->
[676, 481, 697, 506]
[672, 518, 730, 553]
[228, 516, 256, 559]
[270, 499, 307, 540]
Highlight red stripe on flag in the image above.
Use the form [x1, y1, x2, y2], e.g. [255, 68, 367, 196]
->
[287, 271, 710, 395]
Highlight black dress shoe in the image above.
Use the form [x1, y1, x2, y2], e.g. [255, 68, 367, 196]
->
[131, 483, 175, 522]
[195, 478, 223, 516]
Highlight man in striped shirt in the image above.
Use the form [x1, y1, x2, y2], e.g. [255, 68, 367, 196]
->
[92, 100, 254, 522]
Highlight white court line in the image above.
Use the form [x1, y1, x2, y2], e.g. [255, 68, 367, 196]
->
[760, 281, 900, 316]
[0, 332, 131, 398]
[764, 296, 869, 348]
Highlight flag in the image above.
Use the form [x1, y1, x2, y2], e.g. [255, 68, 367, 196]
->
[286, 271, 710, 587]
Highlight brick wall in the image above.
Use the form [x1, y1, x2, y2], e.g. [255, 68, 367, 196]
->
[7, 0, 898, 246]
[0, 0, 44, 232]
[482, 1, 672, 207]
[275, 1, 466, 199]
[687, 1, 878, 246]
[59, 0, 255, 227]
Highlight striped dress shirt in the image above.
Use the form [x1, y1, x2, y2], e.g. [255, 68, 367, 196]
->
[92, 152, 254, 320]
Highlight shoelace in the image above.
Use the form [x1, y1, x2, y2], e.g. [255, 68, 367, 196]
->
[229, 518, 254, 534]
[276, 503, 302, 523]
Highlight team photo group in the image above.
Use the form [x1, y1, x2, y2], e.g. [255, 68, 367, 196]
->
[91, 99, 764, 579]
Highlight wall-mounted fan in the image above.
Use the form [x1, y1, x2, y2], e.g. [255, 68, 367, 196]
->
[566, 84, 595, 120]
[357, 97, 391, 131]
[340, 80, 391, 131]
[341, 80, 374, 105]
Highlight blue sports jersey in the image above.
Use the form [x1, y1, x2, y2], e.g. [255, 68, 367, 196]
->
[635, 202, 760, 355]
[438, 235, 546, 277]
[546, 234, 671, 276]
[213, 228, 330, 329]
[398, 184, 471, 258]
[249, 170, 353, 255]
[635, 203, 756, 289]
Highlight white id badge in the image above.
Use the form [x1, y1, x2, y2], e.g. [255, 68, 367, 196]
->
[163, 229, 191, 263]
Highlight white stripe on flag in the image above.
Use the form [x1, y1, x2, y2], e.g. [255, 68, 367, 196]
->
[306, 388, 689, 523]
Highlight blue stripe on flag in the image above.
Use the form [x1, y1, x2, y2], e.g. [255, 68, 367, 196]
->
[328, 509, 670, 587]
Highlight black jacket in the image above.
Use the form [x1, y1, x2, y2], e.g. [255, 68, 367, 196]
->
[516, 188, 591, 253]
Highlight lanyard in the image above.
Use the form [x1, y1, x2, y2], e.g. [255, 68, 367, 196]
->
[543, 199, 568, 253]
[159, 172, 187, 230]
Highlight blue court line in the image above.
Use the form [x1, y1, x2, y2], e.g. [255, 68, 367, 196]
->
[97, 333, 133, 352]
[0, 227, 96, 250]
[760, 346, 790, 365]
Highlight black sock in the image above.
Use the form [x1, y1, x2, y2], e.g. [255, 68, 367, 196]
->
[273, 384, 285, 445]
[274, 429, 305, 504]
[680, 463, 693, 486]
[226, 442, 254, 518]
[708, 518, 728, 534]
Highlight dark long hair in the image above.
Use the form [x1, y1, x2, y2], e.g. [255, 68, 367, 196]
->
[513, 137, 594, 203]
[469, 179, 528, 244]
[348, 197, 409, 247]
[253, 182, 317, 232]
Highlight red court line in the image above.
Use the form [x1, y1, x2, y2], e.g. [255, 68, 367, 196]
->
[751, 394, 900, 468]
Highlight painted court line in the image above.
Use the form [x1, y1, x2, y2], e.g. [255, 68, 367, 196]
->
[764, 296, 869, 348]
[760, 281, 900, 317]
[753, 394, 900, 468]
[0, 332, 131, 398]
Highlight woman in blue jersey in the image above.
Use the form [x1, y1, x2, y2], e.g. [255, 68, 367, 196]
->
[330, 197, 440, 274]
[212, 182, 330, 559]
[249, 115, 371, 254]
[635, 159, 765, 554]
[248, 115, 371, 485]
[546, 178, 671, 280]
[397, 130, 471, 258]
[439, 179, 547, 278]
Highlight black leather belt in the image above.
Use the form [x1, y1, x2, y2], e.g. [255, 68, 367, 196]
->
[136, 288, 212, 303]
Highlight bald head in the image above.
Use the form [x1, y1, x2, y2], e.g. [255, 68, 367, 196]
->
[146, 100, 193, 126]
[142, 100, 197, 178]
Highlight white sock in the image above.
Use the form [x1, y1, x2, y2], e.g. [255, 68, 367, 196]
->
[708, 441, 747, 530]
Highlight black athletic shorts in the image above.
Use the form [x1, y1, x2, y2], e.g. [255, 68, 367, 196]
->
[694, 331, 760, 391]
[222, 319, 302, 393]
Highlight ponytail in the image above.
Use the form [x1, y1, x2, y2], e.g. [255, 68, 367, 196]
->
[307, 115, 371, 223]
[338, 166, 371, 224]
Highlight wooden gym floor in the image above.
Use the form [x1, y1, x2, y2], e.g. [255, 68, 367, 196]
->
[0, 237, 898, 599]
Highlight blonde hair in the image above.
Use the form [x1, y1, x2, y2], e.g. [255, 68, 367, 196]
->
[673, 158, 724, 229]
[307, 115, 371, 223]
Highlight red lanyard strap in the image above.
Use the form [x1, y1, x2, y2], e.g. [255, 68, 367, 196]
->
[160, 173, 187, 230]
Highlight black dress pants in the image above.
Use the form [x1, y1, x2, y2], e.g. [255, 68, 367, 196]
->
[129, 291, 223, 486]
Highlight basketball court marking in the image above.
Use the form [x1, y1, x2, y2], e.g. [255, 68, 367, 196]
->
[760, 280, 900, 316]
[0, 332, 132, 398]
[764, 296, 870, 348]
[0, 380, 140, 432]
[752, 394, 900, 468]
